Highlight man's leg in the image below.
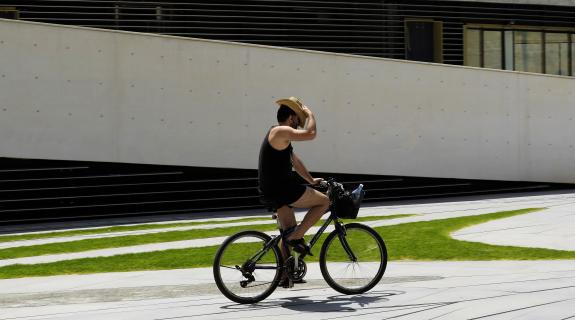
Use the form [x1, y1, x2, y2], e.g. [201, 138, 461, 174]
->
[275, 205, 299, 287]
[276, 205, 297, 232]
[276, 205, 296, 260]
[288, 187, 330, 240]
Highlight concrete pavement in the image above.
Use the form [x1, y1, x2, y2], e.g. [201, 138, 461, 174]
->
[452, 201, 575, 250]
[1, 261, 574, 319]
[1, 190, 575, 319]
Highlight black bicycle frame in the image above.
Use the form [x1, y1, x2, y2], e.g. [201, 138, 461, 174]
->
[249, 236, 282, 270]
[308, 214, 335, 249]
[309, 213, 358, 262]
[247, 211, 359, 271]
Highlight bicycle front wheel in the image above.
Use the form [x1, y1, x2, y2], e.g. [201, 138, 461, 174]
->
[319, 223, 387, 295]
[213, 230, 282, 304]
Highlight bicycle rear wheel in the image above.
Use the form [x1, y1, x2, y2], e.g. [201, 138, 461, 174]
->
[319, 223, 387, 294]
[213, 230, 282, 304]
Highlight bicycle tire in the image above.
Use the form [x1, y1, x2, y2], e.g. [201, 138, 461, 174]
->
[213, 230, 282, 304]
[319, 223, 387, 295]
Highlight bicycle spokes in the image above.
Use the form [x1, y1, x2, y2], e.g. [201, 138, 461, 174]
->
[213, 231, 282, 303]
[320, 223, 387, 294]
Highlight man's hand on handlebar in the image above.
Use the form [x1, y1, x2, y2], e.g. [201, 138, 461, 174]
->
[311, 178, 324, 186]
[310, 178, 329, 192]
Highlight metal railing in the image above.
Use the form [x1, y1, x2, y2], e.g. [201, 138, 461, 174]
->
[1, 1, 572, 64]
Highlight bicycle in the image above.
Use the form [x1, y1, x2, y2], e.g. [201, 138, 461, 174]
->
[212, 178, 388, 304]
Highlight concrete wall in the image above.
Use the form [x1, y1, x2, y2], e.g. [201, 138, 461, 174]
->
[1, 19, 574, 183]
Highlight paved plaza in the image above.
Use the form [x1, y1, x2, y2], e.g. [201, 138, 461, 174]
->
[1, 190, 575, 319]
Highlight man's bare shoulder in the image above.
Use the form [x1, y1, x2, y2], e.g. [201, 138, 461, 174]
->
[268, 126, 293, 150]
[271, 125, 315, 142]
[270, 125, 294, 135]
[269, 126, 294, 142]
[271, 125, 294, 132]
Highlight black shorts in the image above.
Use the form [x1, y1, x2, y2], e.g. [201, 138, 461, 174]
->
[259, 183, 307, 210]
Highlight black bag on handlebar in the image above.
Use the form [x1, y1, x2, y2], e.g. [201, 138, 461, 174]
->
[332, 184, 365, 219]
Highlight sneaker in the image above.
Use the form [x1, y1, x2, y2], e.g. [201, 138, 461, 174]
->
[286, 238, 313, 256]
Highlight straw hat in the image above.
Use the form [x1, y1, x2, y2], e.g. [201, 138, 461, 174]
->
[275, 97, 308, 128]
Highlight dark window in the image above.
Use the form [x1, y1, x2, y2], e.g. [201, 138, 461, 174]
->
[405, 20, 442, 63]
[0, 7, 18, 19]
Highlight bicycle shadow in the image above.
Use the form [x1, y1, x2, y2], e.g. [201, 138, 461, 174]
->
[219, 290, 404, 313]
[277, 290, 403, 313]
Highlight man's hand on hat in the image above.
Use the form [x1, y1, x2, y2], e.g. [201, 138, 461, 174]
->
[302, 105, 312, 115]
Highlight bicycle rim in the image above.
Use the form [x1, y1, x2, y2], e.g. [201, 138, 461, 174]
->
[320, 223, 387, 294]
[213, 231, 281, 303]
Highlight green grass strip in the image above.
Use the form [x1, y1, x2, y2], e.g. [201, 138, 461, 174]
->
[0, 214, 414, 260]
[0, 217, 271, 243]
[0, 208, 573, 279]
[379, 208, 563, 261]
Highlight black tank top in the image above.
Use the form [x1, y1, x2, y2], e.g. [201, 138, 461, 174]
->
[258, 127, 293, 192]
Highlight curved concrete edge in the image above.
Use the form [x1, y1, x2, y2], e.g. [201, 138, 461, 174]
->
[2, 192, 575, 267]
[452, 206, 575, 250]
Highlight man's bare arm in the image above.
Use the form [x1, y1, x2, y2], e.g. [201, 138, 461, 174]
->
[300, 105, 316, 138]
[275, 106, 317, 142]
[292, 153, 321, 185]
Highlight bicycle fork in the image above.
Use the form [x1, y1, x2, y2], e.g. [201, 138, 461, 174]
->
[335, 221, 358, 262]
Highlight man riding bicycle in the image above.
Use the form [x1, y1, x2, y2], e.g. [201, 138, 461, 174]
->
[258, 97, 330, 285]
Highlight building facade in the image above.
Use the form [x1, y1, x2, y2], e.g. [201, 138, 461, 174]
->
[1, 1, 574, 221]
[2, 0, 574, 76]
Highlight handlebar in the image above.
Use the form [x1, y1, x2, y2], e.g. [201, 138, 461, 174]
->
[314, 178, 366, 219]
[313, 177, 343, 194]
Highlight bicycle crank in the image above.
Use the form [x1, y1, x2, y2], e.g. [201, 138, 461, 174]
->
[285, 256, 307, 282]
